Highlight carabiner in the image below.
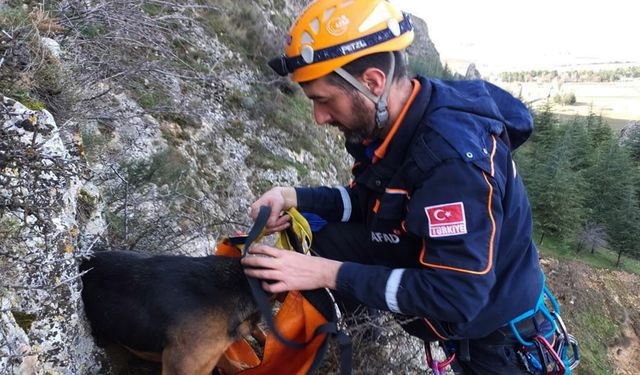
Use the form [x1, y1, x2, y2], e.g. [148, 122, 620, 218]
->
[534, 335, 566, 375]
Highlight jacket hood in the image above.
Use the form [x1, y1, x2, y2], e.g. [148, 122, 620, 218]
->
[420, 76, 534, 150]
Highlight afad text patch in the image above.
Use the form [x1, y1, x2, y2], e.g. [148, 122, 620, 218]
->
[424, 202, 467, 238]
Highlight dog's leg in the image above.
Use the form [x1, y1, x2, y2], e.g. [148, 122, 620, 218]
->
[161, 312, 234, 375]
[216, 353, 252, 375]
[251, 325, 267, 347]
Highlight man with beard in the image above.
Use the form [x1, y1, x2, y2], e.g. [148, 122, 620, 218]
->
[242, 0, 572, 373]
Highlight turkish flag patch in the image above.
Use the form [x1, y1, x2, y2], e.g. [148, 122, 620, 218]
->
[425, 202, 467, 238]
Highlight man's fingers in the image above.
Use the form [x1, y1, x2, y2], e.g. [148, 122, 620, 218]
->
[243, 267, 282, 281]
[262, 280, 287, 294]
[247, 244, 279, 257]
[248, 203, 260, 220]
[266, 222, 290, 234]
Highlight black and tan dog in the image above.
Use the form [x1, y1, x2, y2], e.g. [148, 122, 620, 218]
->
[80, 249, 262, 375]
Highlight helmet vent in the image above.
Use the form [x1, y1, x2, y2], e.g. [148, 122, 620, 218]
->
[340, 0, 355, 8]
[323, 7, 335, 22]
[301, 31, 314, 45]
[310, 17, 320, 34]
[358, 1, 392, 33]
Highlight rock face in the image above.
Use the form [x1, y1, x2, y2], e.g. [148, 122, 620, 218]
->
[619, 120, 640, 143]
[465, 63, 482, 80]
[405, 15, 441, 70]
[0, 97, 104, 374]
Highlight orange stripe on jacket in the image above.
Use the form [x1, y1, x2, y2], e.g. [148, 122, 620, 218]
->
[385, 188, 409, 196]
[419, 138, 497, 275]
[373, 199, 380, 214]
[373, 79, 422, 163]
[423, 318, 448, 340]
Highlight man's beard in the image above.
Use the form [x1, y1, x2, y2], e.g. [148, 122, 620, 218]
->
[334, 92, 378, 143]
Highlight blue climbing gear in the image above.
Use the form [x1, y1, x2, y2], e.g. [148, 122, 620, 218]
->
[508, 273, 580, 374]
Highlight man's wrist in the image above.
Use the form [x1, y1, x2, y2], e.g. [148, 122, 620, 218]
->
[324, 259, 342, 290]
[280, 187, 297, 209]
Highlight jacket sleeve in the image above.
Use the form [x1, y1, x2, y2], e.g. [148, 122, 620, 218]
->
[335, 158, 502, 324]
[295, 185, 361, 222]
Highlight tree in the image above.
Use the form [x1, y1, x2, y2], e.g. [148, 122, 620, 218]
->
[521, 110, 586, 244]
[621, 123, 640, 163]
[584, 140, 640, 264]
[563, 117, 595, 171]
[575, 222, 608, 254]
[585, 109, 613, 151]
[607, 188, 640, 266]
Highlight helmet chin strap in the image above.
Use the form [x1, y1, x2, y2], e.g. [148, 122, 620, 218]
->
[334, 52, 396, 129]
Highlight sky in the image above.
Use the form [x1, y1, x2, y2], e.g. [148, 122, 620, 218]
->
[392, 0, 640, 73]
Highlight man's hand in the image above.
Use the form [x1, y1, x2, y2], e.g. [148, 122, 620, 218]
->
[241, 244, 342, 293]
[249, 187, 297, 233]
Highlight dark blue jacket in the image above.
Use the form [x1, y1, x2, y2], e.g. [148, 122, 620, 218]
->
[296, 76, 543, 339]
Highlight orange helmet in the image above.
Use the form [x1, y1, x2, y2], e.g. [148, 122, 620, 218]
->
[269, 0, 414, 83]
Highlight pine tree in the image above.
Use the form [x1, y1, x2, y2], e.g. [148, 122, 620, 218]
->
[521, 110, 586, 244]
[585, 109, 613, 151]
[536, 130, 586, 243]
[621, 124, 640, 163]
[608, 188, 640, 267]
[584, 140, 640, 264]
[563, 117, 594, 171]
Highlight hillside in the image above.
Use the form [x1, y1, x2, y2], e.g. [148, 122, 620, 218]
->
[1, 0, 639, 374]
[543, 257, 640, 375]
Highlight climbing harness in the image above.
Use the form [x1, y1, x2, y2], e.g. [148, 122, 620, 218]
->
[421, 272, 580, 375]
[508, 274, 580, 374]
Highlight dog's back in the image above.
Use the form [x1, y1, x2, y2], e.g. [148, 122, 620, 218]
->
[80, 251, 258, 356]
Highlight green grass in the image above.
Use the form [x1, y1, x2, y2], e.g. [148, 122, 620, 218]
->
[536, 234, 640, 275]
[572, 311, 619, 375]
[538, 234, 631, 375]
[13, 93, 46, 111]
[0, 7, 28, 28]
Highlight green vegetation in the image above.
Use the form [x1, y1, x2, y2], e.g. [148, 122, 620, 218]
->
[129, 77, 172, 111]
[0, 6, 69, 117]
[12, 92, 47, 111]
[11, 311, 37, 333]
[573, 311, 620, 375]
[0, 7, 29, 28]
[517, 103, 640, 269]
[500, 66, 640, 83]
[198, 0, 280, 71]
[553, 91, 576, 105]
[245, 138, 307, 177]
[170, 37, 213, 73]
[125, 147, 193, 189]
[537, 235, 640, 275]
[408, 59, 458, 80]
[141, 1, 164, 17]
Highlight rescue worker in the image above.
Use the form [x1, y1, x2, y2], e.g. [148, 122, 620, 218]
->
[242, 0, 559, 373]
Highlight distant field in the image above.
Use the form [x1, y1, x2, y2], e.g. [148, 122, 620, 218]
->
[494, 79, 640, 131]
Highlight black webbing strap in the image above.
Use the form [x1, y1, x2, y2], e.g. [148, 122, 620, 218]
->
[285, 225, 352, 375]
[243, 206, 305, 349]
[242, 206, 352, 374]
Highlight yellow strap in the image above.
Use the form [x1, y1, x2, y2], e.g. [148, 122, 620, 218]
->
[275, 208, 312, 254]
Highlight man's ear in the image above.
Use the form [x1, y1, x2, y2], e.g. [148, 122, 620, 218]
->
[360, 67, 386, 97]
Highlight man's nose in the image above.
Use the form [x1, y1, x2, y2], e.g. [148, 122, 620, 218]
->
[313, 103, 332, 125]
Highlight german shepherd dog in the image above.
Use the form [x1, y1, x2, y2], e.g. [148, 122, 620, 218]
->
[80, 249, 261, 375]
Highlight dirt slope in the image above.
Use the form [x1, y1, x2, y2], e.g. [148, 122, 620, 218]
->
[542, 257, 640, 374]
